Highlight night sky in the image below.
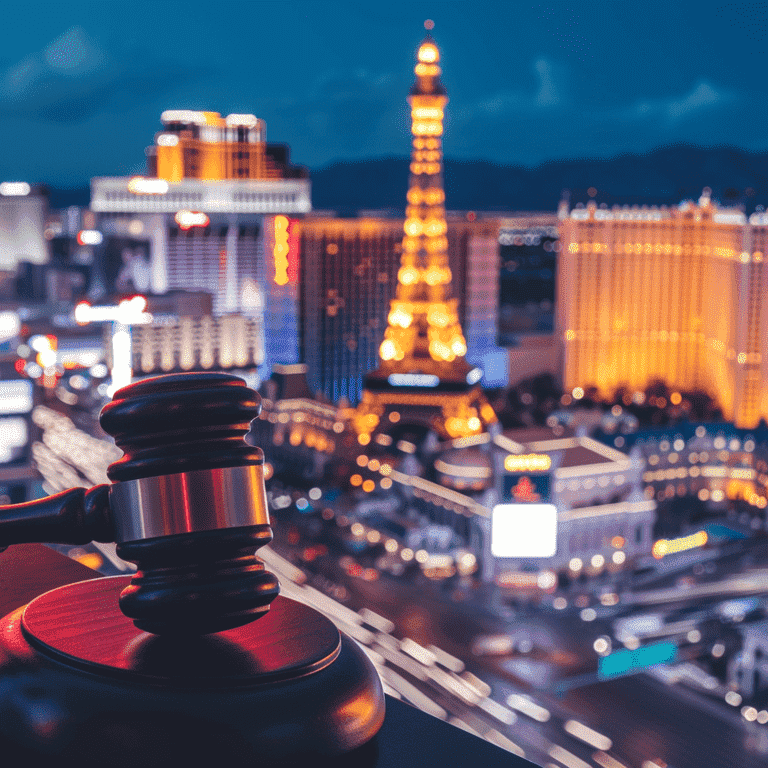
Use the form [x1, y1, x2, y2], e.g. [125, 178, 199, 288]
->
[2, 1, 767, 187]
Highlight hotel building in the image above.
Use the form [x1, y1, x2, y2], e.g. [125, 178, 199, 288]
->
[558, 193, 768, 428]
[91, 110, 310, 376]
[298, 214, 502, 404]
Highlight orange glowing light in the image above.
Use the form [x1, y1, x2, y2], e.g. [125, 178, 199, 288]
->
[652, 530, 708, 559]
[273, 215, 290, 286]
[351, 33, 497, 442]
[504, 454, 552, 472]
[418, 43, 439, 63]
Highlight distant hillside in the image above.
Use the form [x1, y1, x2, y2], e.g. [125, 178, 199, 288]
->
[45, 144, 768, 214]
[311, 145, 768, 214]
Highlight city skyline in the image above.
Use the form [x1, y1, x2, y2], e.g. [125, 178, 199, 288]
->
[1, 1, 768, 186]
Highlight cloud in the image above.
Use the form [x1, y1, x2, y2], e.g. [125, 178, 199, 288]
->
[453, 66, 741, 164]
[624, 81, 735, 124]
[472, 57, 567, 117]
[534, 59, 561, 107]
[0, 26, 213, 123]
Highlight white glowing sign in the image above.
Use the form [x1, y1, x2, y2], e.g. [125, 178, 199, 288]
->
[387, 373, 440, 387]
[0, 380, 33, 414]
[157, 133, 179, 147]
[466, 367, 482, 385]
[0, 182, 30, 196]
[225, 114, 259, 128]
[77, 230, 103, 246]
[75, 296, 152, 325]
[491, 503, 557, 558]
[161, 110, 207, 125]
[175, 211, 210, 229]
[0, 311, 20, 342]
[127, 177, 169, 195]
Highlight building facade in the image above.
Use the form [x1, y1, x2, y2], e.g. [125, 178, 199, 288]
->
[558, 194, 768, 428]
[298, 215, 501, 403]
[91, 110, 309, 376]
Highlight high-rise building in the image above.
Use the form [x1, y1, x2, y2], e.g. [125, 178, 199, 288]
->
[146, 111, 285, 183]
[558, 193, 768, 428]
[353, 37, 497, 441]
[299, 217, 402, 404]
[0, 182, 49, 300]
[91, 111, 309, 376]
[298, 214, 502, 404]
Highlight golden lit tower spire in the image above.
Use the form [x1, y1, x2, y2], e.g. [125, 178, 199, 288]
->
[378, 35, 466, 369]
[353, 33, 497, 443]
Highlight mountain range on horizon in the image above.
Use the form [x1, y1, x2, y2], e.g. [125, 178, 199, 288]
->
[44, 144, 768, 215]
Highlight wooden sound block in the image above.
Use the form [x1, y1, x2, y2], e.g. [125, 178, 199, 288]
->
[0, 576, 385, 766]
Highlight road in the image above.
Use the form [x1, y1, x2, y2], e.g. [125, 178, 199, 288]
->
[266, 505, 768, 768]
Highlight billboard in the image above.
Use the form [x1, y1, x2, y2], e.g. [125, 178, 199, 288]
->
[0, 380, 33, 415]
[502, 472, 550, 503]
[491, 503, 557, 558]
[598, 642, 677, 679]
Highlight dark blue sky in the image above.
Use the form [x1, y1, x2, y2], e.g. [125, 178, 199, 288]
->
[1, 0, 767, 186]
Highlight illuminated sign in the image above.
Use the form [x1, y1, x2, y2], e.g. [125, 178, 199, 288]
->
[273, 215, 290, 285]
[0, 416, 28, 464]
[75, 296, 152, 326]
[127, 177, 169, 195]
[175, 211, 209, 230]
[504, 453, 552, 472]
[161, 110, 208, 124]
[503, 473, 550, 503]
[491, 503, 557, 558]
[466, 367, 482, 385]
[387, 373, 440, 387]
[0, 311, 20, 343]
[652, 530, 708, 559]
[598, 641, 677, 679]
[0, 380, 33, 414]
[77, 230, 103, 245]
[225, 114, 259, 128]
[0, 182, 30, 196]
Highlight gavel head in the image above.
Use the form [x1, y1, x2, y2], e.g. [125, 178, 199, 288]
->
[99, 372, 279, 636]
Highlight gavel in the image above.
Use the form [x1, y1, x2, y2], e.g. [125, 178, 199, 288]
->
[0, 372, 384, 764]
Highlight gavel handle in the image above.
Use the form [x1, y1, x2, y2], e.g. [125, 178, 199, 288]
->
[0, 485, 113, 552]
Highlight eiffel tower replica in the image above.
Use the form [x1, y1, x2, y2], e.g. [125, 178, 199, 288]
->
[353, 29, 497, 445]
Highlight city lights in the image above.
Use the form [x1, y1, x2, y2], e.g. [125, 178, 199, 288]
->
[127, 176, 169, 195]
[503, 453, 552, 472]
[2, 17, 766, 768]
[174, 211, 209, 229]
[652, 530, 708, 559]
[76, 230, 103, 245]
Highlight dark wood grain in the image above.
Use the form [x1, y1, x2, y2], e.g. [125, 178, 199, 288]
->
[0, 543, 98, 618]
[0, 544, 532, 766]
[22, 576, 340, 684]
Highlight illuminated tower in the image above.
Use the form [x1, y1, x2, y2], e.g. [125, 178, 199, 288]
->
[354, 31, 497, 443]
